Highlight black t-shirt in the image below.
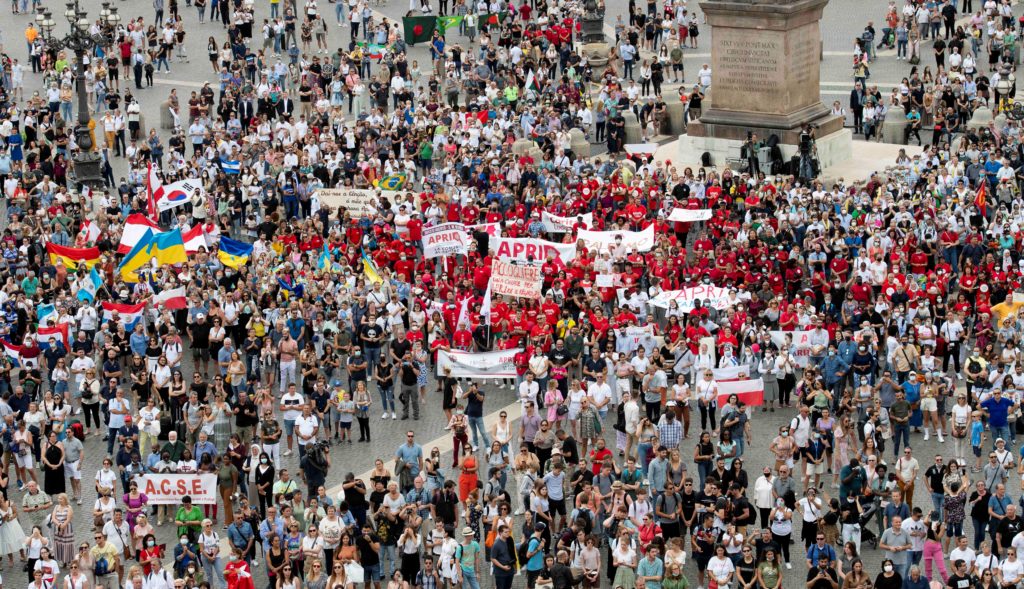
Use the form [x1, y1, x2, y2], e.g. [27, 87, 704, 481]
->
[806, 568, 839, 589]
[190, 322, 212, 348]
[925, 465, 944, 493]
[998, 516, 1022, 547]
[754, 537, 781, 562]
[361, 324, 384, 349]
[356, 533, 381, 566]
[190, 382, 209, 404]
[946, 573, 971, 589]
[390, 339, 412, 362]
[549, 348, 570, 367]
[236, 400, 258, 427]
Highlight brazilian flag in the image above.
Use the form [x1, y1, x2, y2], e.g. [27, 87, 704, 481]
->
[377, 172, 408, 191]
[437, 15, 463, 33]
[403, 15, 437, 45]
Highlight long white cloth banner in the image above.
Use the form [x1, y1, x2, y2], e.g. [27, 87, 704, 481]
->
[576, 226, 656, 252]
[712, 365, 755, 381]
[135, 474, 218, 505]
[493, 237, 578, 263]
[667, 208, 713, 222]
[491, 259, 544, 299]
[436, 348, 523, 377]
[422, 223, 470, 258]
[769, 331, 814, 367]
[541, 211, 593, 233]
[649, 286, 751, 312]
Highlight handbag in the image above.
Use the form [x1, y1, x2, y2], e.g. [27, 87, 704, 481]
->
[344, 562, 365, 584]
[556, 405, 569, 416]
[592, 413, 602, 435]
[485, 529, 497, 549]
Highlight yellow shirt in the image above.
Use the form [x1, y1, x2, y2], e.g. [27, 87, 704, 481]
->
[90, 543, 119, 572]
[25, 27, 37, 44]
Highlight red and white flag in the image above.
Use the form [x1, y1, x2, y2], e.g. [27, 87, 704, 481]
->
[715, 378, 764, 407]
[181, 224, 208, 254]
[146, 163, 160, 221]
[153, 287, 187, 310]
[118, 214, 163, 254]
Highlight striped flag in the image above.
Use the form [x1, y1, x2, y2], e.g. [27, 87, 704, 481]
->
[80, 219, 101, 243]
[77, 268, 103, 303]
[153, 287, 187, 310]
[220, 157, 241, 174]
[118, 214, 164, 254]
[36, 324, 69, 351]
[2, 341, 21, 367]
[102, 301, 148, 331]
[715, 378, 765, 407]
[182, 224, 208, 254]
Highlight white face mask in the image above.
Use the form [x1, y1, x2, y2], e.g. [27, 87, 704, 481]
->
[884, 565, 893, 573]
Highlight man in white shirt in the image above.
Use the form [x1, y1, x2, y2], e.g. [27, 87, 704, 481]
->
[518, 372, 539, 411]
[588, 373, 613, 418]
[294, 404, 320, 459]
[948, 535, 977, 575]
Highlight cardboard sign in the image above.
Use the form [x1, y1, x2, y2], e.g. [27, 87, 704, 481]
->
[576, 226, 656, 253]
[667, 208, 713, 222]
[541, 211, 593, 233]
[649, 286, 751, 312]
[422, 223, 470, 258]
[135, 474, 218, 505]
[493, 237, 578, 264]
[491, 259, 543, 299]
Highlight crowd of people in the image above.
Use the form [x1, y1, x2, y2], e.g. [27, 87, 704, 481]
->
[3, 0, 1024, 587]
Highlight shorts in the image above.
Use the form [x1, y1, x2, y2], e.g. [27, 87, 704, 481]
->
[64, 459, 82, 480]
[284, 419, 296, 436]
[805, 461, 826, 476]
[192, 348, 211, 361]
[921, 397, 937, 412]
[364, 563, 381, 581]
[946, 521, 963, 537]
[339, 421, 352, 430]
[973, 445, 983, 457]
[550, 498, 566, 515]
[673, 63, 683, 72]
[15, 452, 33, 469]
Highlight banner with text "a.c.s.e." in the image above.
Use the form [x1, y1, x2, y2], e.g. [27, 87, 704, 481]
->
[490, 259, 543, 299]
[436, 348, 523, 378]
[135, 474, 218, 505]
[422, 223, 471, 258]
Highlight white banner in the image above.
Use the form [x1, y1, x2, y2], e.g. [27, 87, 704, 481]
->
[315, 188, 406, 217]
[422, 223, 470, 258]
[769, 331, 814, 367]
[541, 211, 592, 233]
[619, 324, 656, 354]
[493, 237, 578, 264]
[649, 286, 751, 312]
[491, 259, 543, 299]
[436, 348, 523, 378]
[134, 474, 218, 505]
[667, 209, 713, 223]
[576, 226, 656, 252]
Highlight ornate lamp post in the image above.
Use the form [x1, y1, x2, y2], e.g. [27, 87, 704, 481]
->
[35, 0, 120, 189]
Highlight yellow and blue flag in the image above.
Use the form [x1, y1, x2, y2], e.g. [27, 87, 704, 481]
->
[218, 237, 254, 269]
[118, 229, 188, 283]
[362, 251, 383, 285]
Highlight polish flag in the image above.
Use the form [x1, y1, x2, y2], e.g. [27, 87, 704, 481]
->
[118, 214, 163, 254]
[153, 287, 187, 310]
[182, 224, 208, 254]
[715, 378, 765, 407]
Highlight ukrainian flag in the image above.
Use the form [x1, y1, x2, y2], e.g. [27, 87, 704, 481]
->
[362, 251, 383, 285]
[218, 237, 254, 269]
[118, 229, 188, 282]
[376, 173, 408, 191]
[46, 243, 101, 270]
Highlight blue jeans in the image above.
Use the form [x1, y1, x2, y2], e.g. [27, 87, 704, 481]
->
[380, 544, 396, 579]
[334, 1, 343, 22]
[468, 416, 489, 448]
[973, 516, 988, 548]
[697, 460, 712, 489]
[638, 442, 653, 473]
[892, 423, 910, 457]
[379, 385, 395, 412]
[364, 347, 381, 385]
[991, 425, 1012, 450]
[460, 569, 481, 589]
[932, 492, 945, 519]
[203, 555, 225, 589]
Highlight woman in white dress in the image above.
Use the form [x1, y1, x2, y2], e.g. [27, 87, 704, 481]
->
[0, 494, 27, 566]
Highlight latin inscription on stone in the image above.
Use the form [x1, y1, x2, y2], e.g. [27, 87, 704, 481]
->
[716, 38, 781, 93]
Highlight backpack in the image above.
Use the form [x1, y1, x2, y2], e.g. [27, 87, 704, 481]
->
[516, 538, 531, 565]
[94, 556, 110, 577]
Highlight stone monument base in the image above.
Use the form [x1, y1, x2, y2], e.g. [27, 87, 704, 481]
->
[676, 126, 853, 171]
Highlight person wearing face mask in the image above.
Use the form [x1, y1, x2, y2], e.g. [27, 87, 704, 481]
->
[754, 467, 775, 529]
[760, 348, 780, 412]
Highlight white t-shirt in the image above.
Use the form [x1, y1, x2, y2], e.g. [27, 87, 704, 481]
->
[588, 382, 612, 409]
[706, 555, 734, 584]
[280, 392, 305, 421]
[294, 415, 319, 445]
[1001, 558, 1024, 584]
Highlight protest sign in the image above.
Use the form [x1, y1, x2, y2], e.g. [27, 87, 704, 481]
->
[422, 223, 470, 258]
[491, 259, 543, 299]
[648, 286, 751, 312]
[667, 209, 713, 222]
[769, 331, 814, 367]
[541, 211, 593, 233]
[436, 348, 522, 378]
[493, 237, 578, 263]
[135, 474, 218, 505]
[576, 226, 656, 252]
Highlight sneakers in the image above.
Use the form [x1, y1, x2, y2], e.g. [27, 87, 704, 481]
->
[283, 450, 292, 457]
[382, 412, 388, 419]
[391, 412, 397, 419]
[785, 562, 792, 570]
[923, 431, 930, 441]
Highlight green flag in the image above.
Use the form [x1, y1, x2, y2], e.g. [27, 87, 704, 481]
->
[480, 12, 507, 27]
[436, 15, 463, 33]
[403, 15, 437, 45]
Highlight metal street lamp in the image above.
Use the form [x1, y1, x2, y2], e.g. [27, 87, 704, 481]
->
[34, 0, 119, 189]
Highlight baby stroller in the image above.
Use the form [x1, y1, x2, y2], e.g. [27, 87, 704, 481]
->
[858, 497, 881, 549]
